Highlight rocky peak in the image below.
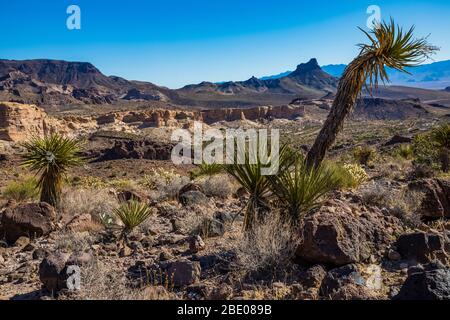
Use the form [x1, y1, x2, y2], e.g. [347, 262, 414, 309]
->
[289, 58, 321, 76]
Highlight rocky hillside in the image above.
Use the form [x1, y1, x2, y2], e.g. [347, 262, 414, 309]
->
[0, 59, 180, 106]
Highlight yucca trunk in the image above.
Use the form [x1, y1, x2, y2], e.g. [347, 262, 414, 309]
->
[40, 171, 62, 207]
[306, 60, 366, 168]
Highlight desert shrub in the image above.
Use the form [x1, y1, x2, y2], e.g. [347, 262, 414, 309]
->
[360, 183, 424, 228]
[234, 213, 299, 277]
[331, 163, 368, 189]
[268, 155, 341, 222]
[353, 145, 377, 165]
[360, 182, 392, 207]
[412, 132, 439, 168]
[198, 174, 235, 198]
[190, 162, 223, 179]
[54, 231, 96, 252]
[141, 168, 189, 200]
[21, 134, 84, 207]
[431, 123, 450, 172]
[70, 176, 108, 189]
[114, 200, 154, 235]
[66, 261, 174, 300]
[59, 187, 119, 224]
[1, 177, 38, 202]
[389, 190, 424, 228]
[394, 144, 414, 160]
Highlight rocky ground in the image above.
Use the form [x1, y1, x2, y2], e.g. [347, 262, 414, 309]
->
[0, 108, 450, 300]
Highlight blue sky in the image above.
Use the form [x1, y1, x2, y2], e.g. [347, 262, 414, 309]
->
[1, 0, 449, 88]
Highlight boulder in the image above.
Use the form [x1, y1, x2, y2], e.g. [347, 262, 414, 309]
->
[179, 191, 208, 207]
[166, 259, 201, 287]
[189, 235, 205, 253]
[0, 202, 56, 243]
[395, 264, 450, 300]
[39, 251, 94, 293]
[385, 135, 412, 146]
[396, 232, 446, 263]
[320, 264, 366, 297]
[65, 214, 93, 232]
[297, 199, 402, 266]
[408, 179, 450, 219]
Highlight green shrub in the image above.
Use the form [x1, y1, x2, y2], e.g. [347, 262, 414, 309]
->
[330, 163, 368, 189]
[1, 177, 38, 202]
[394, 144, 414, 160]
[353, 145, 377, 165]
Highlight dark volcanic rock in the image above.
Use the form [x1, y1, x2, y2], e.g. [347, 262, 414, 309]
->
[0, 202, 56, 243]
[395, 264, 450, 300]
[408, 179, 450, 219]
[385, 135, 413, 146]
[396, 232, 446, 263]
[97, 139, 174, 161]
[296, 199, 402, 266]
[320, 264, 366, 297]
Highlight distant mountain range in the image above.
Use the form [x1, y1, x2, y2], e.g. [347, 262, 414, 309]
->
[262, 60, 450, 90]
[1, 58, 450, 109]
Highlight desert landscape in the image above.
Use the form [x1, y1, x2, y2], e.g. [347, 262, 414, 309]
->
[1, 3, 450, 302]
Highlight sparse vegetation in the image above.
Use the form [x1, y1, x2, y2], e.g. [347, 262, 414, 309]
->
[268, 154, 341, 221]
[235, 212, 299, 277]
[190, 162, 224, 179]
[353, 145, 377, 165]
[114, 200, 154, 236]
[1, 177, 38, 202]
[21, 134, 84, 207]
[394, 144, 414, 160]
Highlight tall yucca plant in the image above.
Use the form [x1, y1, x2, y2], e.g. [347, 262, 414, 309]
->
[22, 134, 84, 207]
[306, 19, 438, 168]
[269, 153, 341, 222]
[225, 145, 293, 231]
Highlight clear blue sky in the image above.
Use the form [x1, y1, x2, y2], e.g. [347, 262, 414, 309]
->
[1, 0, 449, 88]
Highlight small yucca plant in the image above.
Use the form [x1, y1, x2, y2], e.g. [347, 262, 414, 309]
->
[395, 144, 414, 160]
[190, 162, 223, 179]
[114, 200, 153, 235]
[225, 145, 293, 231]
[21, 134, 84, 207]
[269, 154, 341, 222]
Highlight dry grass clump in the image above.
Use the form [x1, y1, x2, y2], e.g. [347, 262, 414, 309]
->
[141, 168, 189, 201]
[54, 231, 96, 252]
[360, 183, 424, 228]
[179, 207, 215, 236]
[198, 174, 236, 198]
[59, 187, 119, 224]
[67, 261, 174, 300]
[234, 212, 299, 277]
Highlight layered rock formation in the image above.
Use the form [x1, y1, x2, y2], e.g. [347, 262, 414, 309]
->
[0, 102, 97, 142]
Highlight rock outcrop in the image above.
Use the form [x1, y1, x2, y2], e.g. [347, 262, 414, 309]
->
[296, 199, 403, 266]
[0, 102, 97, 142]
[408, 179, 450, 219]
[0, 202, 56, 243]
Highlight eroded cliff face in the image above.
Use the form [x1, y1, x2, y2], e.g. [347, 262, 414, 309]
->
[0, 101, 312, 143]
[0, 102, 96, 142]
[96, 104, 307, 127]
